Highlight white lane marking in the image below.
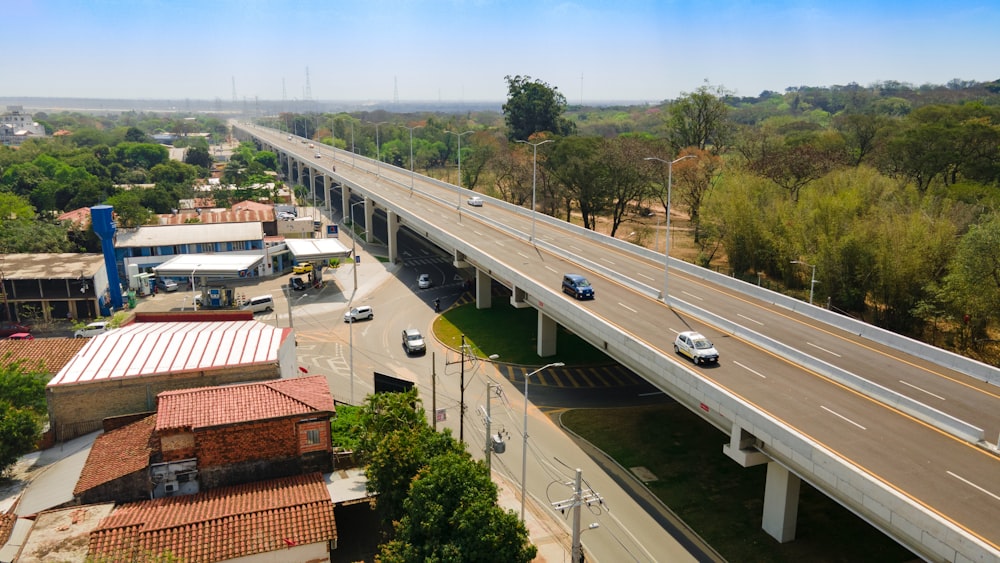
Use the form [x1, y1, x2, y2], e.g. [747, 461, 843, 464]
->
[496, 241, 505, 247]
[898, 380, 947, 401]
[821, 406, 866, 430]
[734, 361, 766, 379]
[737, 313, 764, 326]
[681, 291, 703, 301]
[637, 273, 654, 281]
[517, 252, 530, 259]
[545, 266, 559, 274]
[603, 258, 617, 266]
[473, 230, 483, 237]
[569, 245, 582, 252]
[619, 303, 637, 313]
[807, 342, 842, 357]
[947, 471, 1000, 502]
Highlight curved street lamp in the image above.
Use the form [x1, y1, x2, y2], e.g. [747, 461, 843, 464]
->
[521, 361, 564, 522]
[371, 121, 389, 177]
[446, 130, 474, 207]
[516, 139, 554, 242]
[346, 199, 367, 404]
[644, 155, 696, 303]
[399, 124, 425, 191]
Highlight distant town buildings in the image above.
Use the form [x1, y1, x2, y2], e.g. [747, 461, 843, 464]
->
[0, 106, 46, 146]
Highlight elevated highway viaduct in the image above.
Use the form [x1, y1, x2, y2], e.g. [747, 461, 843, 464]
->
[236, 123, 1000, 562]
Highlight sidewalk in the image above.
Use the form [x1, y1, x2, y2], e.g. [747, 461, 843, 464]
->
[494, 472, 574, 562]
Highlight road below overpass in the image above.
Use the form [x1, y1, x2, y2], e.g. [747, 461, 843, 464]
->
[239, 124, 1000, 560]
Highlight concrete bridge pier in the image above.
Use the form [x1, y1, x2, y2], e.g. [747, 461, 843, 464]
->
[762, 461, 801, 543]
[537, 311, 557, 358]
[475, 269, 492, 309]
[386, 210, 398, 264]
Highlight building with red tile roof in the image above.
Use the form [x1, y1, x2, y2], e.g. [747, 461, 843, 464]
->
[0, 337, 88, 375]
[87, 472, 336, 563]
[74, 415, 158, 505]
[154, 375, 335, 491]
[72, 376, 335, 504]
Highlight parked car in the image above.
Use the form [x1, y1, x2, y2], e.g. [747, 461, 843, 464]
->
[293, 263, 314, 274]
[240, 295, 274, 314]
[344, 306, 374, 323]
[155, 278, 178, 292]
[673, 331, 720, 365]
[287, 135, 292, 140]
[7, 332, 33, 340]
[0, 323, 30, 337]
[277, 211, 296, 221]
[467, 196, 484, 207]
[402, 328, 426, 354]
[562, 274, 594, 300]
[74, 321, 109, 338]
[418, 274, 431, 289]
[314, 152, 322, 159]
[289, 276, 307, 291]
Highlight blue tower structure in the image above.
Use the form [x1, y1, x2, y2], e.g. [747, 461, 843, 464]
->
[90, 205, 124, 310]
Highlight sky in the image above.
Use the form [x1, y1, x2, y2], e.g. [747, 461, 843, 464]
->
[6, 0, 1000, 105]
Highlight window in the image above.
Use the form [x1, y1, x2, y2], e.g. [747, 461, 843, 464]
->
[305, 429, 320, 445]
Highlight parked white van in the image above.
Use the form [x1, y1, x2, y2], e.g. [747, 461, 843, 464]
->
[241, 295, 274, 314]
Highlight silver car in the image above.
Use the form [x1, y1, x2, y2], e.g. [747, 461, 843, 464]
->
[402, 328, 426, 354]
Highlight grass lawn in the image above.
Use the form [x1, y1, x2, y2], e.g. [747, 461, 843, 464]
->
[561, 405, 917, 562]
[433, 301, 612, 366]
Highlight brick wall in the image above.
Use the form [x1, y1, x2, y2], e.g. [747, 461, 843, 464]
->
[196, 418, 299, 467]
[47, 365, 279, 442]
[78, 470, 149, 505]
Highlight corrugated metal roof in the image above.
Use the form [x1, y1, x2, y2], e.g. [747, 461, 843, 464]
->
[152, 254, 263, 276]
[114, 222, 264, 247]
[49, 320, 289, 387]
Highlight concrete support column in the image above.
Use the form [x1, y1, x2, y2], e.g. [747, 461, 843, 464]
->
[386, 211, 398, 264]
[762, 462, 800, 543]
[536, 310, 557, 358]
[475, 269, 492, 310]
[363, 199, 373, 242]
[287, 156, 294, 184]
[323, 177, 332, 219]
[341, 187, 350, 220]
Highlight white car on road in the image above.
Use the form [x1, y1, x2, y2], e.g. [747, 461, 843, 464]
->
[467, 196, 483, 207]
[74, 321, 110, 338]
[674, 331, 719, 365]
[418, 274, 432, 289]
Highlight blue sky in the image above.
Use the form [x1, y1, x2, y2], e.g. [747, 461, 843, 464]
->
[6, 0, 999, 104]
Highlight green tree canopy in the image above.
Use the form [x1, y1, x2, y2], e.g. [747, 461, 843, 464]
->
[378, 451, 536, 563]
[503, 75, 575, 142]
[0, 359, 49, 476]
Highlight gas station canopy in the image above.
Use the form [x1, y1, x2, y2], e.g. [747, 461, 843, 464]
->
[284, 238, 353, 262]
[153, 254, 265, 278]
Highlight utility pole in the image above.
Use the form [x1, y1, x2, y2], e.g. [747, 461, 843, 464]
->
[432, 352, 437, 431]
[484, 381, 495, 473]
[552, 468, 603, 563]
[444, 335, 469, 442]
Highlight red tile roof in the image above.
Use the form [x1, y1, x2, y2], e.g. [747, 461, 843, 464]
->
[87, 472, 336, 562]
[0, 337, 88, 374]
[74, 415, 157, 495]
[156, 376, 335, 431]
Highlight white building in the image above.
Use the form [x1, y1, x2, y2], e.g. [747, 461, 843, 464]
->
[0, 105, 46, 146]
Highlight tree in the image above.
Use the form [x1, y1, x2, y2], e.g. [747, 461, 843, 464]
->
[378, 452, 536, 563]
[184, 145, 212, 171]
[599, 136, 654, 237]
[544, 136, 606, 230]
[941, 213, 1000, 345]
[0, 192, 35, 220]
[358, 390, 463, 529]
[105, 191, 154, 228]
[666, 83, 733, 153]
[0, 360, 49, 477]
[502, 75, 575, 142]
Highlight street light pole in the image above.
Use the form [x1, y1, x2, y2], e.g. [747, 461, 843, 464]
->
[373, 121, 389, 177]
[791, 260, 818, 305]
[521, 361, 564, 522]
[446, 130, 474, 208]
[346, 199, 366, 404]
[645, 155, 696, 302]
[401, 124, 425, 191]
[516, 139, 554, 242]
